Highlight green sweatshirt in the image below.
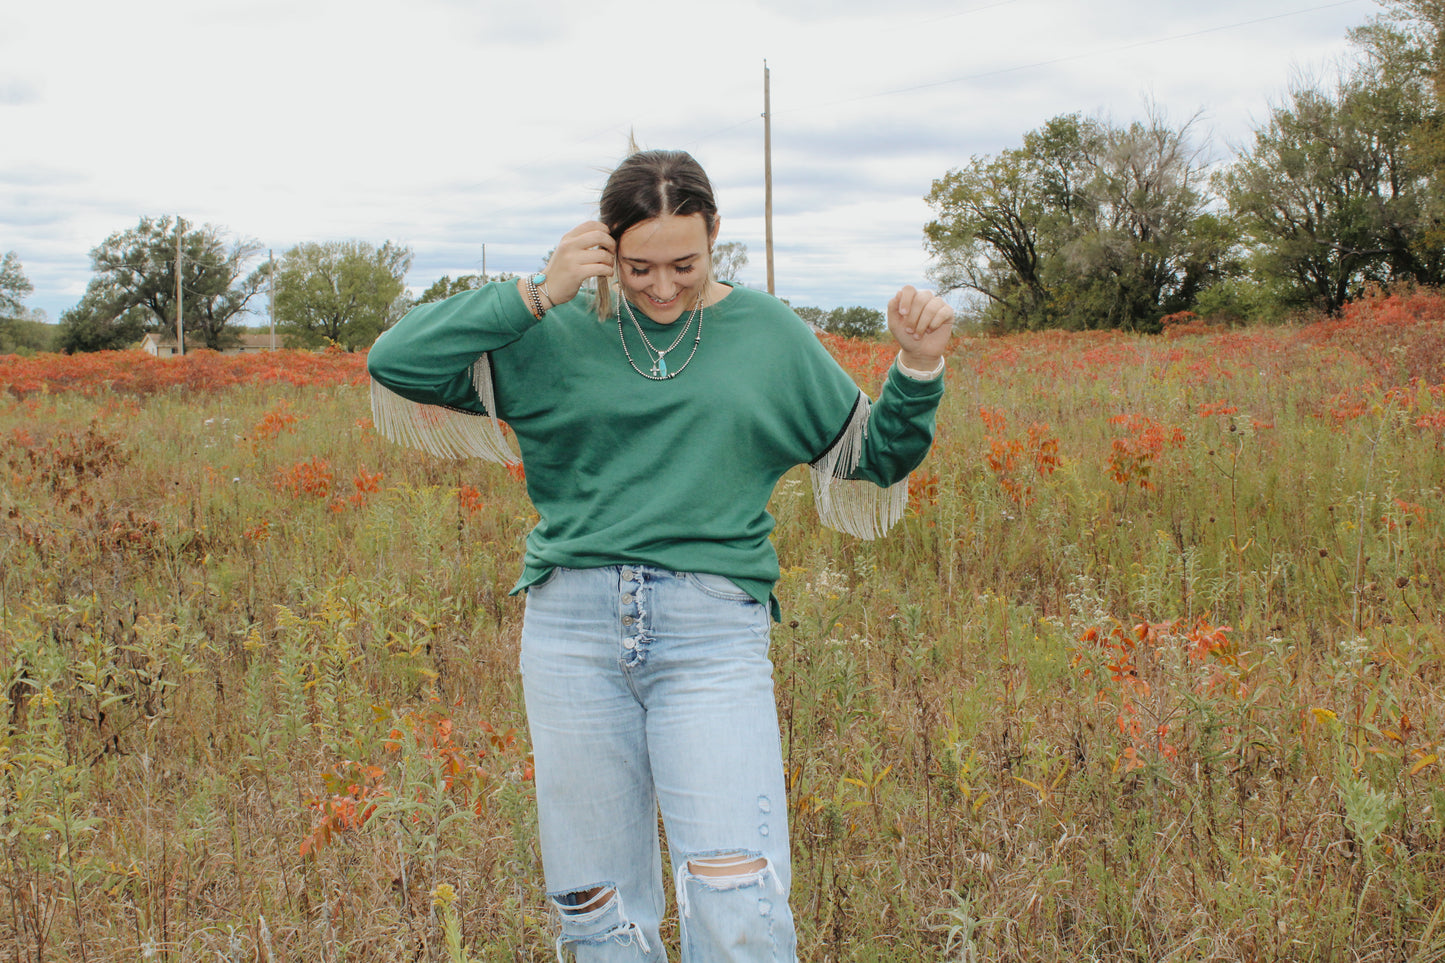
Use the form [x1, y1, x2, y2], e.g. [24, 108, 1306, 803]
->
[366, 281, 943, 616]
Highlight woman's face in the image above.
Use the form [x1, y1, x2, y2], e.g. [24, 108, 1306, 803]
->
[615, 213, 719, 324]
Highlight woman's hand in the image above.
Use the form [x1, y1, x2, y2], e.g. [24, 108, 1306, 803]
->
[887, 286, 954, 370]
[524, 221, 616, 310]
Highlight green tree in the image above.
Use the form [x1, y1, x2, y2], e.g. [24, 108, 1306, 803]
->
[1364, 0, 1445, 258]
[1219, 5, 1445, 315]
[418, 274, 482, 304]
[58, 300, 149, 354]
[923, 117, 1096, 328]
[416, 271, 518, 305]
[60, 216, 265, 351]
[274, 240, 412, 350]
[1, 251, 32, 317]
[1069, 111, 1225, 329]
[1222, 74, 1437, 313]
[791, 305, 826, 327]
[822, 306, 885, 339]
[712, 241, 748, 282]
[0, 251, 36, 353]
[926, 112, 1228, 331]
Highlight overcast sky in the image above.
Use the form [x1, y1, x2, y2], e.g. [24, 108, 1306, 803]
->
[2, 0, 1379, 324]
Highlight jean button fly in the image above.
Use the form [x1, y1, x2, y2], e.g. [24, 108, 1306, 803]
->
[621, 567, 634, 580]
[622, 615, 635, 626]
[622, 593, 634, 604]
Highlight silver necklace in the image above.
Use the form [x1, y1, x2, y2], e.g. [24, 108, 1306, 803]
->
[617, 293, 704, 379]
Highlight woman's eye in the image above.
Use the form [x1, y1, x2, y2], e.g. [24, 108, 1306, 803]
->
[629, 267, 649, 277]
[676, 264, 695, 275]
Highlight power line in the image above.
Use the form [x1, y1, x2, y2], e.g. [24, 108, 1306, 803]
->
[777, 0, 1372, 116]
[917, 0, 1023, 24]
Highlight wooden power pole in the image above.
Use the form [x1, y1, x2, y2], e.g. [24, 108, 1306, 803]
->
[763, 60, 775, 296]
[175, 217, 184, 357]
[268, 250, 277, 350]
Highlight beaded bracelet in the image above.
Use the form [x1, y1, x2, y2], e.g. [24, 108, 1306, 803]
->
[524, 276, 547, 318]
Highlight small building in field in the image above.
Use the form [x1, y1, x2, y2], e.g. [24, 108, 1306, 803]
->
[142, 332, 280, 357]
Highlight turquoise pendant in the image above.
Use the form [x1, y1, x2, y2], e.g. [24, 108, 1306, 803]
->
[659, 356, 668, 377]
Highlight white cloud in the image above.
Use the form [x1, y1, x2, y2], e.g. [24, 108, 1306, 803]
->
[0, 0, 1374, 320]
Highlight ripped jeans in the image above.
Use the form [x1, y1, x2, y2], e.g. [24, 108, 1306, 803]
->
[520, 565, 797, 962]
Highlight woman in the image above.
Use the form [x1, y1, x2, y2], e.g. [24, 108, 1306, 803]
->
[366, 149, 952, 961]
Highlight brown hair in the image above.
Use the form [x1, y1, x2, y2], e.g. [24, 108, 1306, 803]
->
[596, 149, 718, 320]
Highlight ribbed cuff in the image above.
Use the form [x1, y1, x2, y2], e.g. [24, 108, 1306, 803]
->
[895, 352, 945, 381]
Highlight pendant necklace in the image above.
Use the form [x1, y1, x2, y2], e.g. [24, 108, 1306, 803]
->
[617, 292, 704, 380]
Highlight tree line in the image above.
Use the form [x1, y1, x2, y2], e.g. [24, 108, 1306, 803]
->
[2, 219, 881, 354]
[926, 0, 1445, 330]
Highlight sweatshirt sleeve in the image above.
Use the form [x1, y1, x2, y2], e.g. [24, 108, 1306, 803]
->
[786, 321, 944, 538]
[365, 281, 538, 462]
[843, 362, 945, 486]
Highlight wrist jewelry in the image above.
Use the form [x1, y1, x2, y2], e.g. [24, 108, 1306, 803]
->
[525, 273, 548, 318]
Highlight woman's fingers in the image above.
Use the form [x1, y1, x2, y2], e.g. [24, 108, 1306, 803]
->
[544, 222, 618, 301]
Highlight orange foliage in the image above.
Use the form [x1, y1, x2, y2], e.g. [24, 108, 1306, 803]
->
[979, 406, 1060, 509]
[274, 456, 335, 499]
[1300, 287, 1445, 385]
[1107, 414, 1185, 491]
[250, 401, 300, 449]
[0, 348, 369, 399]
[454, 485, 485, 516]
[815, 332, 897, 386]
[301, 708, 533, 857]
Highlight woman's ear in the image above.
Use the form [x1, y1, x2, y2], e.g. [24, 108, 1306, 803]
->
[708, 216, 722, 249]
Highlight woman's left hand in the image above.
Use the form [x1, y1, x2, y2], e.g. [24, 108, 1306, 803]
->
[887, 286, 954, 370]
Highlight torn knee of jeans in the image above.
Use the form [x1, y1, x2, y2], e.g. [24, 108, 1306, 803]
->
[552, 884, 615, 917]
[687, 853, 768, 878]
[548, 884, 652, 958]
[675, 851, 784, 919]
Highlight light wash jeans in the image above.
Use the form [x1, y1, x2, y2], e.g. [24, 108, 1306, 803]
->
[520, 564, 797, 962]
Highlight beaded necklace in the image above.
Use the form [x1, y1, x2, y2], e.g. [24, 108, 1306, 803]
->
[617, 292, 704, 380]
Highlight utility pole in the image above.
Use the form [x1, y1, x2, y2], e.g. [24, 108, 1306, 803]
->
[763, 60, 775, 296]
[175, 216, 185, 357]
[268, 250, 276, 350]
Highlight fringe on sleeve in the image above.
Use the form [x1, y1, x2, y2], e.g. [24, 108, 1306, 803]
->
[369, 354, 519, 465]
[808, 390, 907, 539]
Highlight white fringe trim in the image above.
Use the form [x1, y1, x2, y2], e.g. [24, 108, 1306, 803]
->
[809, 391, 908, 539]
[369, 354, 519, 464]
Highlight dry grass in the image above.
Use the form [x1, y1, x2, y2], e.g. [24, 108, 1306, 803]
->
[2, 292, 1445, 961]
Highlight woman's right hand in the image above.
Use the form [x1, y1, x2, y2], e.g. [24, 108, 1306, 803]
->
[534, 221, 616, 307]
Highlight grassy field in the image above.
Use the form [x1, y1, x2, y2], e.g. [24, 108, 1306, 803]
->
[2, 289, 1444, 962]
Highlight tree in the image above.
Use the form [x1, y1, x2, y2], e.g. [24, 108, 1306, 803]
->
[58, 300, 149, 354]
[61, 216, 266, 351]
[1222, 72, 1438, 313]
[274, 240, 412, 350]
[416, 271, 518, 305]
[1218, 6, 1445, 315]
[0, 251, 36, 353]
[712, 241, 748, 282]
[1067, 110, 1224, 329]
[1, 251, 32, 317]
[821, 306, 885, 339]
[1363, 0, 1445, 258]
[418, 274, 483, 304]
[926, 111, 1229, 331]
[791, 305, 826, 328]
